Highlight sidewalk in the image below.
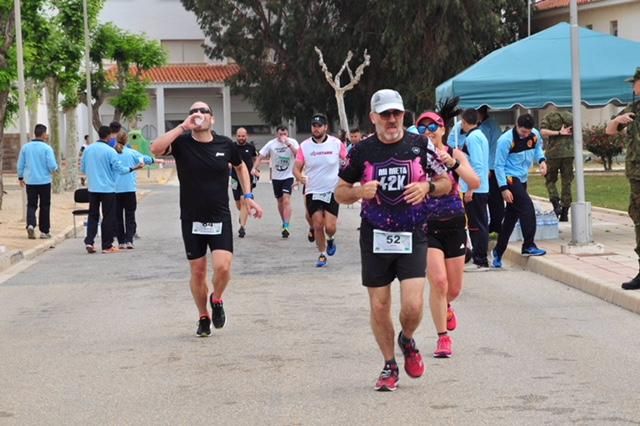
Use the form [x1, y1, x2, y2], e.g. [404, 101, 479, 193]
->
[501, 197, 640, 314]
[0, 168, 175, 273]
[2, 167, 639, 314]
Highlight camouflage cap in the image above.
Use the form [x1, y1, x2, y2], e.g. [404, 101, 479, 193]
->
[625, 67, 640, 83]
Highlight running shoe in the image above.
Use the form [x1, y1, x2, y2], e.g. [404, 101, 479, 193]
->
[316, 254, 327, 267]
[397, 331, 425, 378]
[102, 246, 120, 254]
[374, 364, 399, 392]
[196, 316, 211, 337]
[446, 305, 457, 331]
[118, 244, 126, 250]
[307, 228, 315, 243]
[126, 242, 135, 249]
[326, 238, 336, 256]
[492, 249, 502, 268]
[27, 225, 35, 239]
[39, 233, 51, 239]
[210, 295, 227, 329]
[433, 335, 452, 358]
[521, 246, 546, 256]
[281, 227, 290, 239]
[238, 226, 246, 238]
[85, 244, 96, 254]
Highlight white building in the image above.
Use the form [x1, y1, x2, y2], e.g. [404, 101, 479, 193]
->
[98, 0, 273, 145]
[534, 0, 640, 126]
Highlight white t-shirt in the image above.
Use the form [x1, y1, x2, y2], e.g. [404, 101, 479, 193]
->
[296, 135, 347, 194]
[259, 137, 299, 180]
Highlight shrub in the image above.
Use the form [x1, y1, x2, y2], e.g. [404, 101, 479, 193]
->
[583, 124, 626, 171]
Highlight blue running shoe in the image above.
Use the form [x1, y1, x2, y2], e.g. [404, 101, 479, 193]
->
[521, 246, 546, 256]
[327, 238, 336, 256]
[316, 254, 327, 267]
[492, 249, 502, 268]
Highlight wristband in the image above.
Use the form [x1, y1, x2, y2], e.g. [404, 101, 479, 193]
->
[243, 193, 254, 200]
[448, 160, 460, 171]
[18, 177, 23, 181]
[428, 182, 436, 194]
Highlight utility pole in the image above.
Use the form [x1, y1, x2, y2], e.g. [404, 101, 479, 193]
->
[83, 0, 93, 142]
[14, 0, 27, 219]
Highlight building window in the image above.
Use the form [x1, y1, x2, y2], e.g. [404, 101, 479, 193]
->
[586, 24, 593, 30]
[610, 20, 618, 36]
[161, 40, 205, 64]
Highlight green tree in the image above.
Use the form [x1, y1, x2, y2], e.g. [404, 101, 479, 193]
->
[181, 0, 527, 127]
[87, 23, 166, 130]
[584, 124, 625, 171]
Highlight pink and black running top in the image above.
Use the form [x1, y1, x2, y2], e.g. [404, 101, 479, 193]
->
[339, 132, 447, 232]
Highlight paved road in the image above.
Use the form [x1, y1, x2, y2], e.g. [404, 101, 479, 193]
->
[1, 180, 640, 425]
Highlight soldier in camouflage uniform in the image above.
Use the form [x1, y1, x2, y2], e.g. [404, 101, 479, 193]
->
[540, 110, 574, 221]
[606, 67, 640, 290]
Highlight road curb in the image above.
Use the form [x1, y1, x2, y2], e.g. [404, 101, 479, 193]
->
[0, 224, 76, 275]
[503, 245, 640, 314]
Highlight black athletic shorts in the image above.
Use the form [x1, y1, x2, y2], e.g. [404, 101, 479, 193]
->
[426, 215, 467, 259]
[231, 175, 258, 201]
[272, 177, 294, 199]
[359, 220, 427, 287]
[181, 219, 233, 260]
[305, 193, 340, 217]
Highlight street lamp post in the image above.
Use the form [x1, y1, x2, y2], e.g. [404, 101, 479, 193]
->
[14, 0, 27, 218]
[83, 0, 93, 142]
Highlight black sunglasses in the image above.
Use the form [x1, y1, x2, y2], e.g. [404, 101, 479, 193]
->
[379, 110, 403, 119]
[189, 107, 211, 115]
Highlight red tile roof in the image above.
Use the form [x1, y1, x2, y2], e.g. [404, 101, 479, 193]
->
[107, 64, 240, 85]
[534, 0, 595, 11]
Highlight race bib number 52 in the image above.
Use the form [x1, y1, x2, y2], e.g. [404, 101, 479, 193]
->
[373, 229, 413, 254]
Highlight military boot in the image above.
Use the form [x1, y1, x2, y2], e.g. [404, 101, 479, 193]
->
[622, 272, 640, 290]
[559, 206, 569, 222]
[550, 198, 561, 218]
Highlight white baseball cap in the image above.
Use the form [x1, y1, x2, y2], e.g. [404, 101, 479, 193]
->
[370, 89, 405, 114]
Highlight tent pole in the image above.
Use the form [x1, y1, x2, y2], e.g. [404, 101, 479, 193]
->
[569, 0, 592, 245]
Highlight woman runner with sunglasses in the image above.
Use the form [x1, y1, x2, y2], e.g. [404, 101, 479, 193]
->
[416, 111, 479, 358]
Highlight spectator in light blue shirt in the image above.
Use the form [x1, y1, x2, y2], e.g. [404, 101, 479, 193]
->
[459, 109, 490, 268]
[114, 131, 154, 249]
[477, 106, 505, 235]
[81, 125, 141, 253]
[17, 124, 58, 239]
[108, 121, 121, 148]
[492, 113, 548, 268]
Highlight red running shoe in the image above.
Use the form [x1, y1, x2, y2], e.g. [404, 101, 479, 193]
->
[433, 335, 453, 358]
[447, 305, 457, 331]
[374, 365, 399, 392]
[397, 332, 425, 378]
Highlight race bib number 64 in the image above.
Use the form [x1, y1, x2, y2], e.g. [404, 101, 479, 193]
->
[192, 222, 222, 235]
[373, 229, 413, 254]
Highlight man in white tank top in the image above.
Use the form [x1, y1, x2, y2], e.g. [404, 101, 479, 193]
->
[294, 113, 347, 267]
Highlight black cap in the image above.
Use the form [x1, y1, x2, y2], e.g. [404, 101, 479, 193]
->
[311, 113, 328, 125]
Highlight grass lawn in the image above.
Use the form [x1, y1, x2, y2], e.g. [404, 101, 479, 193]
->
[526, 173, 629, 212]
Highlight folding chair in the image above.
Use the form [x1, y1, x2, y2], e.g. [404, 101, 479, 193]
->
[72, 188, 90, 238]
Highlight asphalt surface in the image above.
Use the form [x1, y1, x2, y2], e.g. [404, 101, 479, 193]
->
[1, 180, 640, 425]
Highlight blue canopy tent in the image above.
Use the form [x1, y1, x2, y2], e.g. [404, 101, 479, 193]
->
[436, 22, 640, 109]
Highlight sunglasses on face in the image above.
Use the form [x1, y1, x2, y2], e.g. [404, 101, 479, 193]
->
[189, 107, 211, 115]
[378, 110, 403, 119]
[417, 123, 440, 134]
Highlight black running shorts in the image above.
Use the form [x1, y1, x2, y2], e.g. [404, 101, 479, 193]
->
[181, 219, 233, 260]
[231, 176, 257, 201]
[359, 221, 427, 287]
[271, 177, 294, 199]
[305, 193, 340, 217]
[426, 215, 467, 259]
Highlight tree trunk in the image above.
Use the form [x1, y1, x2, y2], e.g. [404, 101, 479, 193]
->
[64, 107, 79, 191]
[335, 90, 350, 137]
[26, 80, 41, 132]
[0, 90, 8, 210]
[45, 77, 63, 193]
